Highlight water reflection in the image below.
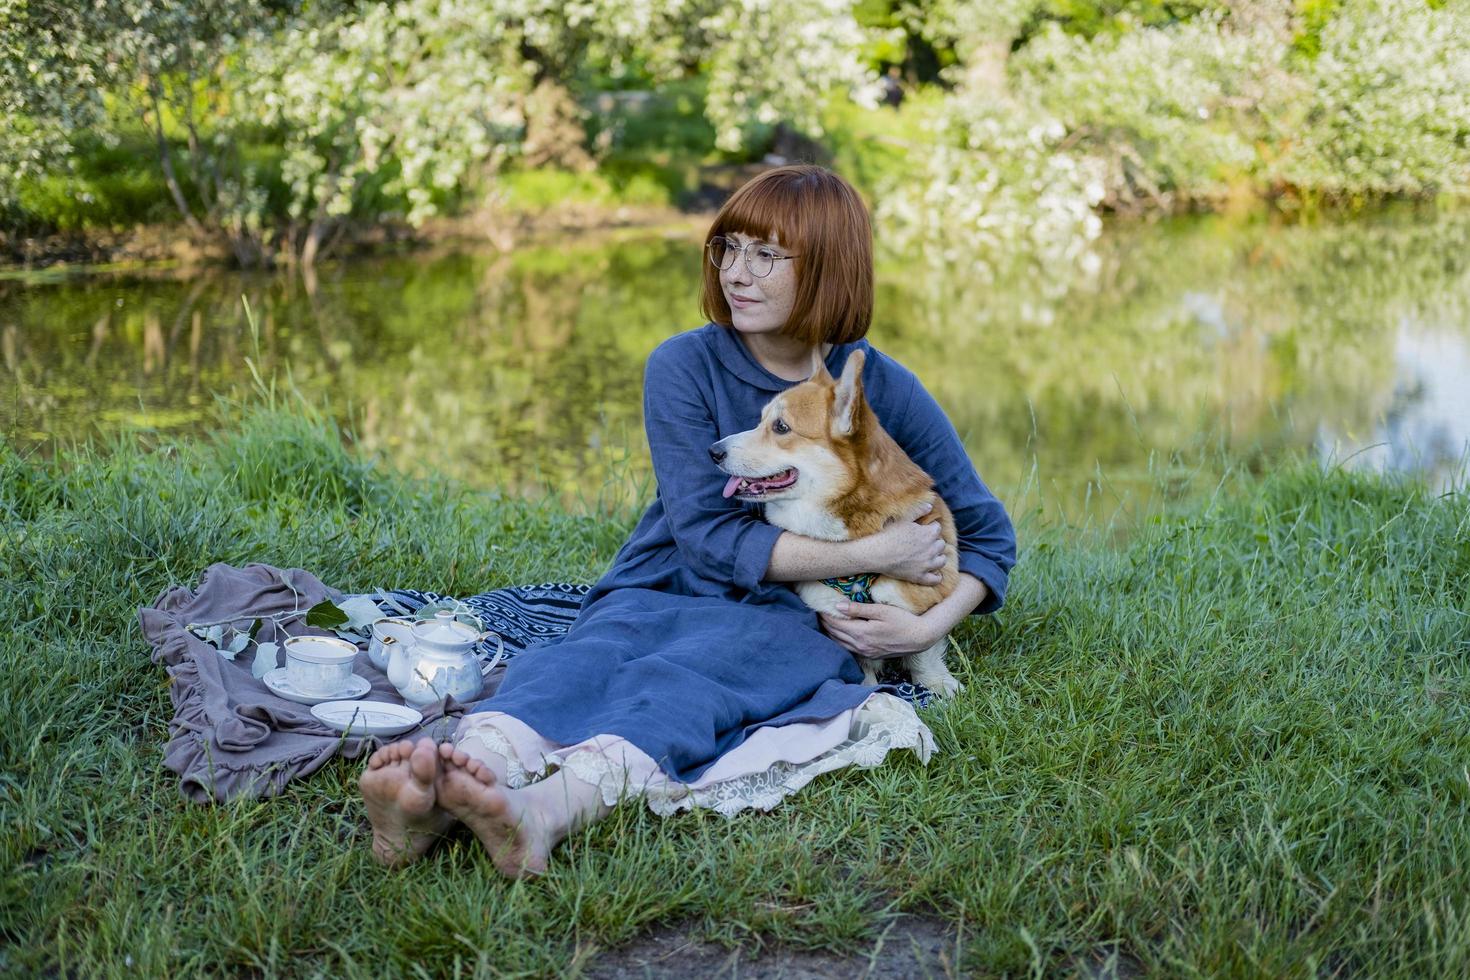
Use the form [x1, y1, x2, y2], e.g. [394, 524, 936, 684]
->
[3, 210, 1468, 520]
[1315, 325, 1470, 482]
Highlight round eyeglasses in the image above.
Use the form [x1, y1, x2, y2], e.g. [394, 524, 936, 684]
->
[706, 236, 799, 279]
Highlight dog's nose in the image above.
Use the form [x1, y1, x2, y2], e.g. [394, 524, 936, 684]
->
[709, 447, 727, 465]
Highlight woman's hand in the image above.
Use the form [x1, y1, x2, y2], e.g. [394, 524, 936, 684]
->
[819, 601, 941, 660]
[861, 504, 946, 585]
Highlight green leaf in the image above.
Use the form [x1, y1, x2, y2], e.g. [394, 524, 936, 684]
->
[305, 599, 349, 629]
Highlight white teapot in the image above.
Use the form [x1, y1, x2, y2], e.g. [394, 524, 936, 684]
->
[385, 611, 502, 709]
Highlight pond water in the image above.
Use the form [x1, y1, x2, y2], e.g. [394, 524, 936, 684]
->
[4, 209, 1468, 523]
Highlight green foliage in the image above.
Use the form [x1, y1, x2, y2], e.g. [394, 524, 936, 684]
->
[5, 0, 1470, 274]
[10, 140, 176, 233]
[497, 166, 671, 211]
[876, 0, 1470, 289]
[239, 0, 530, 237]
[584, 78, 718, 161]
[1292, 0, 1342, 58]
[1030, 0, 1226, 39]
[1270, 0, 1470, 200]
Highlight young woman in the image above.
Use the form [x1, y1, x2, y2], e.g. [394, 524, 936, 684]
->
[359, 165, 1016, 876]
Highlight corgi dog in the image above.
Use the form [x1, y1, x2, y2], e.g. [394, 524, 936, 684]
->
[709, 349, 963, 696]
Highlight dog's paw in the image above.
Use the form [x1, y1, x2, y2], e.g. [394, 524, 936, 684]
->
[913, 670, 963, 698]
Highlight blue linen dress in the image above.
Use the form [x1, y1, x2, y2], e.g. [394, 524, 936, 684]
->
[468, 323, 1016, 783]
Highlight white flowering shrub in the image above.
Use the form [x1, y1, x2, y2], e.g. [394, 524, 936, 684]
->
[880, 0, 1469, 294]
[0, 1, 108, 208]
[1272, 0, 1470, 198]
[1013, 15, 1291, 209]
[700, 0, 876, 152]
[875, 89, 1106, 306]
[6, 0, 1469, 276]
[0, 0, 272, 215]
[558, 0, 712, 80]
[236, 0, 531, 251]
[903, 0, 1044, 60]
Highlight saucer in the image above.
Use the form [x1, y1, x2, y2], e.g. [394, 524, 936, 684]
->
[263, 668, 371, 705]
[311, 700, 423, 737]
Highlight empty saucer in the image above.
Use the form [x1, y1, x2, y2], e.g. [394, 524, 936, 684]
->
[311, 700, 423, 737]
[263, 668, 371, 705]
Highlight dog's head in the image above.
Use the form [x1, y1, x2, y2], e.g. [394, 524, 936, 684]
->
[708, 349, 869, 504]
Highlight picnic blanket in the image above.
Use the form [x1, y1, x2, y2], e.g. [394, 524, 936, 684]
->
[138, 562, 590, 803]
[140, 563, 935, 804]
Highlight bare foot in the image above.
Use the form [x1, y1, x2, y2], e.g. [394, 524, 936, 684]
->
[436, 742, 553, 878]
[359, 738, 454, 867]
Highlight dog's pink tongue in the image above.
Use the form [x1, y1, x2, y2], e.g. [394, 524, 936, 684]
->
[722, 475, 743, 499]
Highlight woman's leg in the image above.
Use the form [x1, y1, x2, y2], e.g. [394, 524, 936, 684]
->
[359, 738, 457, 867]
[436, 741, 612, 878]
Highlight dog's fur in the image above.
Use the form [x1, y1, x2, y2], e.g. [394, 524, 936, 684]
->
[710, 349, 963, 695]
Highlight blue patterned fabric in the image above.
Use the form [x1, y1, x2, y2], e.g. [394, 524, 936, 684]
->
[376, 584, 592, 659]
[820, 573, 877, 604]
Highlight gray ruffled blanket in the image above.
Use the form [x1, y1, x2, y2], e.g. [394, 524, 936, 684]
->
[138, 562, 587, 803]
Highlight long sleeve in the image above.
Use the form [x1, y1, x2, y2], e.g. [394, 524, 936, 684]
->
[642, 343, 785, 593]
[886, 367, 1016, 614]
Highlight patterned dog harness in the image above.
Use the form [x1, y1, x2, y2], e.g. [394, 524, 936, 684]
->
[822, 573, 877, 604]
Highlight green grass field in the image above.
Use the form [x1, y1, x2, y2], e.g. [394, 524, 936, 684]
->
[3, 401, 1468, 977]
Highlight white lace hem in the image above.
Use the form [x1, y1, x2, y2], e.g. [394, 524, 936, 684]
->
[561, 693, 935, 818]
[458, 724, 536, 788]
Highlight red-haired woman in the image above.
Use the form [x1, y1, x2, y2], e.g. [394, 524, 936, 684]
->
[359, 166, 1016, 876]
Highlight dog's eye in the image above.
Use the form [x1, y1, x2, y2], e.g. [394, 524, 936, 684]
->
[772, 418, 790, 435]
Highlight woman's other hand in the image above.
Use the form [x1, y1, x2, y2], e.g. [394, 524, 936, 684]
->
[862, 503, 945, 585]
[819, 601, 939, 659]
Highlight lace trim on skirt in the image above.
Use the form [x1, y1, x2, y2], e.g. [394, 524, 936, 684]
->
[560, 693, 935, 818]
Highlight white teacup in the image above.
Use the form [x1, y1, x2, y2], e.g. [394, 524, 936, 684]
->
[282, 635, 359, 695]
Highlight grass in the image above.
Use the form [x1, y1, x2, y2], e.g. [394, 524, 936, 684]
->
[3, 400, 1469, 976]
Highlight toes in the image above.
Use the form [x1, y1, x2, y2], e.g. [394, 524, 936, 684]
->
[408, 740, 439, 784]
[368, 740, 408, 768]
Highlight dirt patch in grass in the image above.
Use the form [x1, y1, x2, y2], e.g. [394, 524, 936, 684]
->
[583, 919, 1147, 978]
[584, 916, 963, 979]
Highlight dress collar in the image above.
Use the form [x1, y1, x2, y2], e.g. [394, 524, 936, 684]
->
[702, 322, 864, 392]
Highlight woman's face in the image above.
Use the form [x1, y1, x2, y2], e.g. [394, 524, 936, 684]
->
[719, 231, 797, 337]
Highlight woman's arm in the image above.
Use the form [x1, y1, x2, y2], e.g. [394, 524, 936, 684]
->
[765, 505, 949, 584]
[884, 363, 1016, 614]
[642, 339, 954, 592]
[819, 573, 989, 660]
[643, 343, 784, 591]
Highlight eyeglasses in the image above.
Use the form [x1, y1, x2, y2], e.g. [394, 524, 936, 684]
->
[706, 236, 798, 279]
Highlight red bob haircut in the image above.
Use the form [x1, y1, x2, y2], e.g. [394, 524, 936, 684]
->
[699, 165, 874, 346]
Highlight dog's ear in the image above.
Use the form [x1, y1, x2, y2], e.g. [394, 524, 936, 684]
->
[808, 346, 832, 382]
[831, 349, 866, 437]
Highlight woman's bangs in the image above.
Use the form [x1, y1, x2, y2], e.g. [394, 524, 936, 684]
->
[713, 179, 803, 251]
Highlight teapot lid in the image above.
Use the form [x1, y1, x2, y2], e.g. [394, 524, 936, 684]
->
[411, 610, 478, 647]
